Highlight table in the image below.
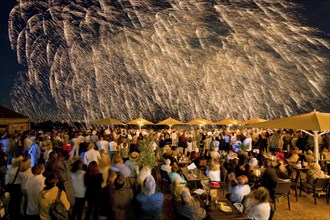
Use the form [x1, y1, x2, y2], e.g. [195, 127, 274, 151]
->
[178, 158, 192, 167]
[181, 167, 209, 188]
[197, 195, 248, 220]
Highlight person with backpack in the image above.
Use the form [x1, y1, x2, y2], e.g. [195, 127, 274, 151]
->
[38, 173, 70, 220]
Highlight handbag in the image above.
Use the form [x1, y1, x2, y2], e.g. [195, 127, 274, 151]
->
[6, 169, 19, 193]
[50, 190, 69, 220]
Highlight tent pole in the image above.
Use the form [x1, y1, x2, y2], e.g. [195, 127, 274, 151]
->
[302, 130, 328, 164]
[313, 131, 319, 164]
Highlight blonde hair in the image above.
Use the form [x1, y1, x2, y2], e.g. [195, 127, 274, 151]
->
[107, 170, 117, 186]
[210, 162, 220, 171]
[254, 186, 270, 203]
[181, 187, 192, 204]
[88, 143, 94, 150]
[99, 153, 111, 168]
[237, 175, 248, 184]
[137, 166, 152, 185]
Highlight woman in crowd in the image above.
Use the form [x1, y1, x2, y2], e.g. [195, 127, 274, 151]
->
[25, 164, 45, 219]
[84, 161, 103, 220]
[305, 150, 315, 164]
[71, 160, 86, 220]
[38, 173, 70, 220]
[209, 146, 220, 162]
[171, 176, 185, 206]
[99, 152, 111, 188]
[175, 187, 206, 220]
[306, 163, 327, 184]
[134, 175, 164, 220]
[201, 161, 221, 189]
[160, 158, 172, 174]
[246, 186, 271, 220]
[228, 175, 251, 203]
[169, 165, 187, 186]
[111, 155, 131, 178]
[19, 158, 33, 216]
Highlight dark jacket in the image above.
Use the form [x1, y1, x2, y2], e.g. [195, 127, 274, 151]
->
[110, 187, 134, 220]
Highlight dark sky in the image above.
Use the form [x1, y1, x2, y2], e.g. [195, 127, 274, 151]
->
[0, 0, 329, 108]
[0, 0, 19, 107]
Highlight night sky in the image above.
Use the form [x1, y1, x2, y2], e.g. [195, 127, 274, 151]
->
[0, 0, 329, 109]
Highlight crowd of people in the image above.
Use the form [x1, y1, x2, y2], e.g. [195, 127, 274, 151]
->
[0, 126, 329, 220]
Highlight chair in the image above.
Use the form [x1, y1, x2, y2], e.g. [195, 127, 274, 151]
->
[291, 169, 301, 202]
[160, 169, 171, 193]
[273, 179, 291, 210]
[219, 167, 227, 195]
[300, 178, 330, 205]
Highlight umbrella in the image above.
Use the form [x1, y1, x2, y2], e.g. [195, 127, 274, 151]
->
[240, 118, 267, 125]
[157, 117, 184, 130]
[127, 117, 154, 131]
[214, 117, 241, 125]
[252, 111, 330, 163]
[90, 118, 124, 125]
[186, 118, 213, 128]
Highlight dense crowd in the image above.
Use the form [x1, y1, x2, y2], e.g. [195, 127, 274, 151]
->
[0, 127, 329, 220]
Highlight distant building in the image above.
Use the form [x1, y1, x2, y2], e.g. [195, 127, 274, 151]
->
[0, 106, 30, 134]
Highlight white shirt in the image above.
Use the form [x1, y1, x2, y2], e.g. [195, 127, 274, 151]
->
[171, 133, 177, 141]
[212, 140, 220, 148]
[97, 140, 109, 153]
[246, 202, 271, 220]
[208, 170, 221, 182]
[84, 149, 101, 165]
[229, 184, 251, 203]
[71, 170, 86, 198]
[109, 141, 118, 152]
[20, 168, 33, 192]
[6, 166, 21, 185]
[187, 142, 193, 152]
[26, 174, 45, 215]
[243, 137, 252, 151]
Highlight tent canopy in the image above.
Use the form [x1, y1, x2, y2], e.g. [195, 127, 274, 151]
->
[157, 117, 183, 125]
[214, 117, 240, 125]
[251, 111, 330, 131]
